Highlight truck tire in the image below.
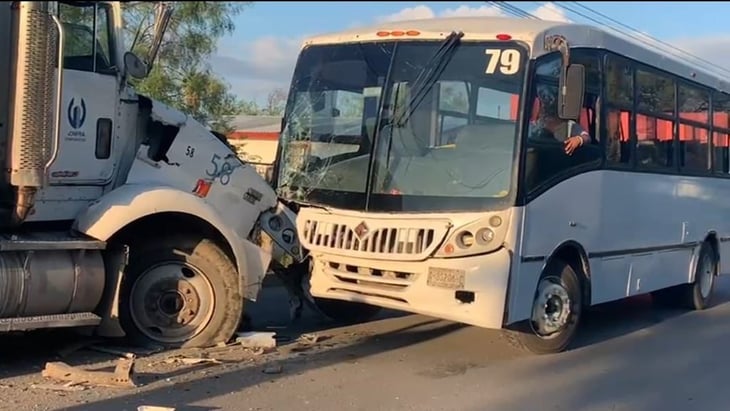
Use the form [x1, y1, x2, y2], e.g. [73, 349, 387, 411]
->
[313, 297, 382, 324]
[119, 236, 243, 349]
[503, 258, 583, 354]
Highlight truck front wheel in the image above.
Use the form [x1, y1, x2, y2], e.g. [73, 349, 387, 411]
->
[119, 237, 243, 349]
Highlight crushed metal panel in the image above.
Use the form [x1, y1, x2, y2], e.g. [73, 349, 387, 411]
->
[148, 98, 187, 127]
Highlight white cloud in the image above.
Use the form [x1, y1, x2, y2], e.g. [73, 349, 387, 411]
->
[439, 5, 503, 18]
[377, 2, 569, 23]
[596, 29, 730, 76]
[211, 3, 730, 117]
[213, 3, 572, 104]
[668, 36, 730, 76]
[221, 3, 730, 106]
[211, 35, 304, 103]
[376, 5, 435, 23]
[530, 3, 570, 22]
[212, 3, 575, 104]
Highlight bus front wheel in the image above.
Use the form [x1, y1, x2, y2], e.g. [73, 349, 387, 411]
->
[505, 259, 583, 354]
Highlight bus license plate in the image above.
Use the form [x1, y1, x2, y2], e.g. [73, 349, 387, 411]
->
[427, 267, 465, 290]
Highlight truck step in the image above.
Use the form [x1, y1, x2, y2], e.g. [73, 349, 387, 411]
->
[0, 232, 106, 251]
[0, 312, 101, 332]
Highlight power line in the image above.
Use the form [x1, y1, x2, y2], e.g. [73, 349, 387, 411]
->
[501, 1, 730, 79]
[563, 1, 730, 78]
[487, 1, 539, 20]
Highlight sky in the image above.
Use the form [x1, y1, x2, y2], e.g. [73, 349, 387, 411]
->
[211, 1, 730, 105]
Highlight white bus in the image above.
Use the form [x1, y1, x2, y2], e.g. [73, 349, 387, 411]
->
[273, 16, 730, 354]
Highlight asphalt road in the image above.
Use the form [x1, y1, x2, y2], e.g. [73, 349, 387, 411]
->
[2, 278, 730, 411]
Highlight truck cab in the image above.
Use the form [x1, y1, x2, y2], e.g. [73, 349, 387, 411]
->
[0, 1, 301, 349]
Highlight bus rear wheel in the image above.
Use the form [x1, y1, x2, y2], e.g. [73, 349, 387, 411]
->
[119, 236, 243, 349]
[313, 297, 382, 324]
[505, 259, 583, 354]
[652, 241, 717, 310]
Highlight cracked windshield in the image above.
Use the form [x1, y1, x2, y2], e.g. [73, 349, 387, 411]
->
[277, 40, 527, 212]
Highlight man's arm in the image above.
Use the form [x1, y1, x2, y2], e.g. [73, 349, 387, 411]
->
[569, 121, 591, 145]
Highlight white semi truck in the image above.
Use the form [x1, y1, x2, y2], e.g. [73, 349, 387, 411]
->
[0, 0, 308, 349]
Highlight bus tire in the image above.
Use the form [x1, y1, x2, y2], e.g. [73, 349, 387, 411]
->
[652, 242, 717, 310]
[683, 242, 717, 310]
[313, 297, 382, 324]
[119, 236, 243, 349]
[505, 258, 583, 354]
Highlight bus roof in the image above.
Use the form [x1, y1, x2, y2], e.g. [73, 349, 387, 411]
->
[302, 16, 730, 94]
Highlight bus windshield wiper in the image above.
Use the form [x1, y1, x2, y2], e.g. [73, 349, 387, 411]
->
[393, 30, 464, 127]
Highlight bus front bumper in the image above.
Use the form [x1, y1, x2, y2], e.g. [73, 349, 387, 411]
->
[308, 247, 512, 329]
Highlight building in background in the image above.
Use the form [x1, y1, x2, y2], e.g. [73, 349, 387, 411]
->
[227, 115, 282, 182]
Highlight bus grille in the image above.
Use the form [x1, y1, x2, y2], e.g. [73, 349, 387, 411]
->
[297, 210, 450, 260]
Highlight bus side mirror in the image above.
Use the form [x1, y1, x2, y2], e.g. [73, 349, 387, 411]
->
[558, 63, 585, 120]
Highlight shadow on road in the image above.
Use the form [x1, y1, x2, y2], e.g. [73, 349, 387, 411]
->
[61, 318, 465, 411]
[464, 279, 730, 411]
[51, 278, 730, 411]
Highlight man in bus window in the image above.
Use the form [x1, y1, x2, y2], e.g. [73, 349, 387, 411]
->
[532, 88, 592, 156]
[541, 110, 591, 156]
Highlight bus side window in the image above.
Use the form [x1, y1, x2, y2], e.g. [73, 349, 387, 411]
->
[713, 92, 730, 174]
[604, 55, 633, 165]
[677, 82, 710, 173]
[714, 132, 729, 173]
[524, 53, 602, 193]
[635, 67, 675, 170]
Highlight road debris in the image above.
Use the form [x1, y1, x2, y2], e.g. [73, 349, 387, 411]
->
[137, 406, 176, 411]
[31, 381, 87, 392]
[298, 333, 321, 345]
[236, 331, 277, 349]
[41, 357, 136, 389]
[262, 363, 283, 374]
[247, 347, 270, 356]
[88, 345, 136, 359]
[163, 356, 222, 366]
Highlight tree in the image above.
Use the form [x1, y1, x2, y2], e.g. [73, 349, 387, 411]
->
[122, 2, 251, 133]
[263, 88, 288, 116]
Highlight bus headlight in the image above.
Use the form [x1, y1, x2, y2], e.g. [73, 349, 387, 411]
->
[476, 227, 495, 244]
[457, 231, 475, 248]
[434, 213, 508, 258]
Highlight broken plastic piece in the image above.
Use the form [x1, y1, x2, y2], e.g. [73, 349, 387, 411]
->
[42, 357, 136, 388]
[235, 331, 277, 349]
[298, 333, 320, 345]
[163, 357, 221, 366]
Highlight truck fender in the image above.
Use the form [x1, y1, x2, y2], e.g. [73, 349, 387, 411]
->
[73, 183, 272, 301]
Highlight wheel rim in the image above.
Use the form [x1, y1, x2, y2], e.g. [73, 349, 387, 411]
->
[129, 261, 216, 344]
[530, 276, 572, 339]
[698, 252, 715, 299]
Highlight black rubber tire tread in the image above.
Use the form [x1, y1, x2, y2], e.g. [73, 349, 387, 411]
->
[119, 236, 243, 349]
[682, 241, 717, 310]
[651, 241, 717, 311]
[503, 258, 583, 355]
[313, 297, 382, 324]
